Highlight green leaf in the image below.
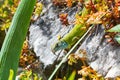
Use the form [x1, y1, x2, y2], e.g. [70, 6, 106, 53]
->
[107, 24, 120, 32]
[8, 69, 14, 80]
[68, 70, 76, 80]
[0, 0, 36, 80]
[115, 34, 120, 44]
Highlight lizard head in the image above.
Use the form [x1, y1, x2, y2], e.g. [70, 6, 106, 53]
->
[51, 40, 68, 53]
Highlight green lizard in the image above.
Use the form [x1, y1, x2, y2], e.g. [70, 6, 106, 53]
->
[51, 0, 103, 53]
[51, 3, 91, 53]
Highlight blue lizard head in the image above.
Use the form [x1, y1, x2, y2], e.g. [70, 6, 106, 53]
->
[51, 40, 68, 53]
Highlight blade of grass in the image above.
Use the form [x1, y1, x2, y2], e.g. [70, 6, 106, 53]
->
[114, 35, 120, 44]
[107, 24, 120, 32]
[68, 70, 76, 80]
[0, 0, 36, 80]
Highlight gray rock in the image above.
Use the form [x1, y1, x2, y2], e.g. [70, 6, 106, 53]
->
[76, 25, 120, 78]
[29, 1, 77, 67]
[29, 0, 120, 79]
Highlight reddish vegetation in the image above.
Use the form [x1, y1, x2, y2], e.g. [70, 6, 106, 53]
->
[59, 13, 69, 26]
